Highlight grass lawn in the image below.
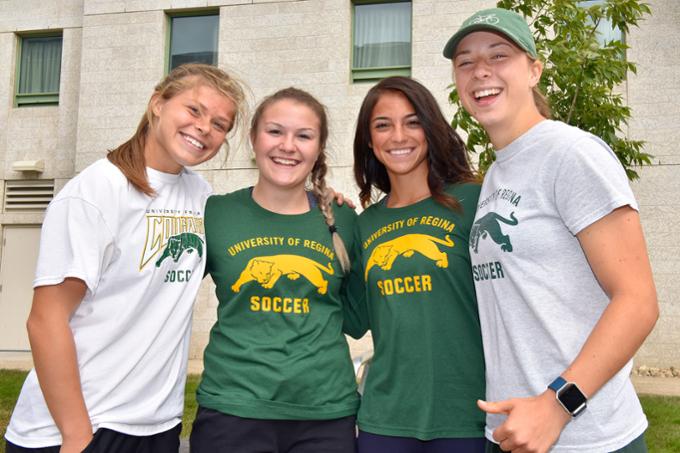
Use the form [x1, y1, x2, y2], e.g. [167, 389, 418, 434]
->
[1, 370, 679, 452]
[0, 370, 202, 453]
[182, 373, 200, 439]
[639, 393, 680, 452]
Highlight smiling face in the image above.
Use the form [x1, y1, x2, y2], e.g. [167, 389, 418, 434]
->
[251, 98, 322, 193]
[146, 83, 236, 174]
[452, 31, 544, 148]
[369, 91, 429, 184]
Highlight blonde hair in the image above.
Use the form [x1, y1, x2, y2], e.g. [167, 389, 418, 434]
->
[250, 88, 351, 274]
[107, 63, 247, 195]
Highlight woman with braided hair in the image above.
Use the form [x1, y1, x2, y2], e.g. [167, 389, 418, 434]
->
[190, 87, 360, 452]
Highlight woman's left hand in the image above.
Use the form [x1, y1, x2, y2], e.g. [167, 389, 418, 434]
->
[331, 189, 356, 209]
[478, 391, 570, 453]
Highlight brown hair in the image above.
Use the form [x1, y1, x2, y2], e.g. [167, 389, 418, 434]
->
[250, 87, 350, 274]
[107, 63, 247, 196]
[525, 53, 552, 119]
[353, 76, 476, 210]
[532, 85, 552, 119]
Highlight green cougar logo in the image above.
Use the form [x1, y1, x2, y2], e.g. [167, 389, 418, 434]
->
[470, 212, 518, 253]
[155, 233, 204, 267]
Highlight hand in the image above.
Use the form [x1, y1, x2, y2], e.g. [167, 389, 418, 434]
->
[330, 189, 356, 209]
[478, 390, 571, 453]
[59, 431, 93, 453]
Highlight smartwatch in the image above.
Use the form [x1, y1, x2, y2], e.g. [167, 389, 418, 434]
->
[548, 376, 588, 417]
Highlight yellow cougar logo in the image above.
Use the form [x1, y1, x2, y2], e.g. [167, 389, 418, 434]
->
[232, 254, 334, 294]
[365, 234, 454, 280]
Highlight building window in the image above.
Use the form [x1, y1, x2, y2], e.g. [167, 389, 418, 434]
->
[580, 0, 624, 47]
[168, 12, 219, 71]
[15, 34, 62, 106]
[352, 1, 411, 82]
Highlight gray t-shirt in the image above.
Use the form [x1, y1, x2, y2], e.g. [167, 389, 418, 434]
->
[471, 120, 646, 452]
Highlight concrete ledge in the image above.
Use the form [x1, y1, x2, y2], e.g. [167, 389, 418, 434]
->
[632, 375, 680, 397]
[0, 351, 32, 371]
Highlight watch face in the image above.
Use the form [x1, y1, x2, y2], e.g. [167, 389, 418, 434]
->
[558, 383, 587, 415]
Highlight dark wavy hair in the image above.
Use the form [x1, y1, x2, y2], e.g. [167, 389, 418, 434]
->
[353, 76, 476, 210]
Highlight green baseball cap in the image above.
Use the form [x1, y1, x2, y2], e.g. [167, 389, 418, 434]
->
[443, 7, 537, 59]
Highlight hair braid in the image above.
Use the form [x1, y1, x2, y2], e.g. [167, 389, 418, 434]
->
[310, 151, 351, 275]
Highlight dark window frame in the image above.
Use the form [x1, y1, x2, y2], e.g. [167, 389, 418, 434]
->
[166, 9, 220, 73]
[351, 0, 412, 82]
[14, 31, 63, 107]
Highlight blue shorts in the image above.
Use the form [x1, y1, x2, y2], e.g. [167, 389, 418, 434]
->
[358, 430, 485, 453]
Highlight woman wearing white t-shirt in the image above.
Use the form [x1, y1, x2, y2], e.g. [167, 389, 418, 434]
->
[444, 8, 657, 453]
[5, 64, 246, 453]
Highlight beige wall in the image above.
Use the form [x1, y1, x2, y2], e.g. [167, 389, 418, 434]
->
[0, 0, 677, 368]
[0, 1, 84, 227]
[626, 0, 680, 367]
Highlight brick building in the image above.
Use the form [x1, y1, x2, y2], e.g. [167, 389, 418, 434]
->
[0, 0, 677, 369]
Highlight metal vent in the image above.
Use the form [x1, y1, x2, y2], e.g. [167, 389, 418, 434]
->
[4, 180, 55, 212]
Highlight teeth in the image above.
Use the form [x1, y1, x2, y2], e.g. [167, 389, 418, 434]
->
[183, 134, 204, 149]
[389, 148, 412, 156]
[474, 88, 501, 99]
[272, 157, 298, 166]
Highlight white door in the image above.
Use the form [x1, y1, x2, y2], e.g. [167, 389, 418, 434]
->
[0, 226, 41, 351]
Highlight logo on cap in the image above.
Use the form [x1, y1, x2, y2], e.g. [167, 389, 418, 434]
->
[470, 14, 500, 25]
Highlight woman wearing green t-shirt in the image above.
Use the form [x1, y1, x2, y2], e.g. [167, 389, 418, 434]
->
[346, 76, 486, 452]
[190, 88, 360, 452]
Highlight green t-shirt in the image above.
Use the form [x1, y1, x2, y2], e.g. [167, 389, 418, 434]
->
[197, 188, 359, 420]
[352, 183, 485, 439]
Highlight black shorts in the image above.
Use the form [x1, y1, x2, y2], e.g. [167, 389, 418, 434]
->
[6, 423, 181, 453]
[189, 405, 356, 453]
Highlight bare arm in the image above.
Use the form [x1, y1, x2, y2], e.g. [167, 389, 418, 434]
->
[27, 278, 93, 453]
[561, 205, 658, 395]
[480, 206, 658, 453]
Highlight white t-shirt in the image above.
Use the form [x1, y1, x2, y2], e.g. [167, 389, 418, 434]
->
[5, 159, 211, 447]
[471, 120, 647, 452]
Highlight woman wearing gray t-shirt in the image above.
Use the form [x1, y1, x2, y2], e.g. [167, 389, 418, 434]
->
[443, 7, 657, 453]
